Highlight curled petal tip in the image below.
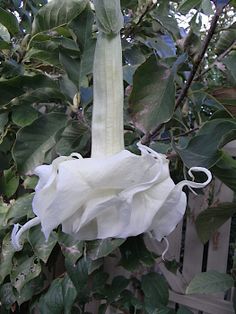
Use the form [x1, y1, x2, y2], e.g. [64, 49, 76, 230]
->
[188, 167, 212, 187]
[161, 237, 170, 261]
[11, 217, 41, 251]
[11, 223, 23, 251]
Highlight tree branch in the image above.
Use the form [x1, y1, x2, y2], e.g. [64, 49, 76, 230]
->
[141, 6, 226, 146]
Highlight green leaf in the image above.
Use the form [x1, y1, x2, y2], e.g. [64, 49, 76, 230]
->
[11, 256, 41, 292]
[16, 275, 44, 306]
[175, 118, 236, 168]
[69, 6, 96, 87]
[129, 55, 185, 133]
[6, 87, 65, 109]
[0, 75, 57, 108]
[0, 23, 10, 42]
[119, 236, 156, 271]
[56, 120, 90, 156]
[59, 49, 80, 87]
[58, 231, 84, 264]
[223, 52, 236, 83]
[65, 257, 90, 303]
[178, 0, 202, 14]
[106, 276, 129, 302]
[0, 167, 19, 198]
[186, 271, 234, 294]
[87, 238, 125, 260]
[6, 194, 34, 223]
[215, 29, 236, 55]
[38, 275, 77, 314]
[212, 152, 236, 192]
[13, 113, 67, 174]
[0, 233, 15, 284]
[32, 0, 88, 35]
[195, 203, 236, 244]
[141, 272, 169, 310]
[28, 225, 58, 263]
[12, 105, 39, 127]
[0, 8, 20, 35]
[0, 283, 16, 310]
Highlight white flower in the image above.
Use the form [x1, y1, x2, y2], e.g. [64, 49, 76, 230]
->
[12, 143, 211, 250]
[11, 0, 212, 251]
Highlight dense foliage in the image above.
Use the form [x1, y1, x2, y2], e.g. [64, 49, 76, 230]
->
[0, 0, 236, 313]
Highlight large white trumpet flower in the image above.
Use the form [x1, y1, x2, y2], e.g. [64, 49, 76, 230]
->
[12, 0, 211, 251]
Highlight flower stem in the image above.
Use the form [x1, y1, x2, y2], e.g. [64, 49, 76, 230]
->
[91, 32, 124, 157]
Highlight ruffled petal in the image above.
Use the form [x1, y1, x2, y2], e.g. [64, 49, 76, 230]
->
[13, 144, 212, 248]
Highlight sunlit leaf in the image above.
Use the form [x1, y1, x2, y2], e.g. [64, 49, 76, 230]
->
[186, 271, 234, 294]
[32, 0, 88, 34]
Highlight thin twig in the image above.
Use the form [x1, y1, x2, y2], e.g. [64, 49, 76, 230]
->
[124, 1, 155, 37]
[141, 6, 226, 146]
[195, 40, 236, 80]
[156, 127, 199, 142]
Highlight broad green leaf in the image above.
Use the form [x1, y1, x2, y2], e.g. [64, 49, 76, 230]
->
[0, 167, 19, 198]
[6, 87, 65, 109]
[215, 29, 236, 55]
[59, 49, 80, 87]
[65, 257, 90, 303]
[38, 275, 77, 314]
[178, 0, 202, 14]
[92, 271, 109, 293]
[0, 8, 20, 35]
[56, 120, 90, 156]
[16, 275, 44, 306]
[186, 271, 234, 294]
[195, 203, 236, 244]
[129, 55, 185, 133]
[106, 276, 129, 302]
[12, 105, 39, 127]
[0, 283, 16, 310]
[11, 256, 41, 292]
[69, 6, 95, 87]
[32, 0, 88, 35]
[6, 194, 34, 223]
[119, 236, 156, 271]
[223, 53, 236, 83]
[212, 153, 236, 192]
[151, 14, 180, 38]
[13, 113, 67, 174]
[175, 118, 236, 168]
[123, 45, 146, 66]
[212, 87, 236, 105]
[0, 233, 15, 284]
[0, 75, 56, 108]
[0, 23, 10, 42]
[28, 225, 58, 263]
[141, 272, 169, 310]
[87, 238, 125, 260]
[58, 231, 84, 264]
